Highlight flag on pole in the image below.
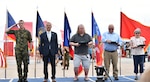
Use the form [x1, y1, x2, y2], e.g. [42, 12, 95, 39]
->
[36, 11, 45, 51]
[120, 12, 150, 49]
[6, 10, 18, 40]
[36, 11, 45, 37]
[64, 12, 83, 74]
[4, 10, 15, 55]
[92, 12, 103, 66]
[0, 48, 7, 68]
[7, 10, 16, 28]
[64, 13, 71, 47]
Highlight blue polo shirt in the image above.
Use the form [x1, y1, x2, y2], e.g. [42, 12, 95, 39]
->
[102, 32, 122, 51]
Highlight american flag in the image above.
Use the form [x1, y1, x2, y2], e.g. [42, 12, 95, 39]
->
[0, 48, 6, 68]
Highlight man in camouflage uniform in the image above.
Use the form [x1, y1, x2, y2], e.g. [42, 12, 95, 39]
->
[6, 20, 32, 82]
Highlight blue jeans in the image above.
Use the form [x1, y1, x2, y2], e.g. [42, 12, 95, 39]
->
[133, 55, 145, 74]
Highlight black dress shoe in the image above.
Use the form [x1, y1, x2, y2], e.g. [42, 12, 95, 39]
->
[52, 79, 56, 82]
[114, 77, 119, 80]
[134, 76, 138, 80]
[43, 79, 48, 82]
[17, 79, 22, 82]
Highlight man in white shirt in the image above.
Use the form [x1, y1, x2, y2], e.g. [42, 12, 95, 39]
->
[39, 22, 58, 82]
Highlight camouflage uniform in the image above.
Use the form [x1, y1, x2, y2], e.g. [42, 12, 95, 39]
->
[7, 29, 32, 81]
[63, 49, 70, 70]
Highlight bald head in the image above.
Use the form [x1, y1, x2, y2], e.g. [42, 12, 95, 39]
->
[46, 22, 52, 31]
[108, 24, 114, 33]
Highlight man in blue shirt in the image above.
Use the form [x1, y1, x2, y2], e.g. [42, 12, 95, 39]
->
[102, 24, 122, 80]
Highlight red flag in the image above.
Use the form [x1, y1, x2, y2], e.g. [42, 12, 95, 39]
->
[120, 12, 150, 49]
[0, 48, 7, 68]
[24, 22, 34, 56]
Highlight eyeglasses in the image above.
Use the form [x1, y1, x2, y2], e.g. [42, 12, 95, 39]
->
[135, 32, 140, 34]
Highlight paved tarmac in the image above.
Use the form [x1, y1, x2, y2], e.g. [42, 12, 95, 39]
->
[0, 56, 150, 80]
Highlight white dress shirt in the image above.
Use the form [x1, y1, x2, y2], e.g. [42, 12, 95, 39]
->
[47, 31, 51, 42]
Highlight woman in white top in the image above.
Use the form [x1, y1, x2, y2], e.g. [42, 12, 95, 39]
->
[130, 28, 146, 80]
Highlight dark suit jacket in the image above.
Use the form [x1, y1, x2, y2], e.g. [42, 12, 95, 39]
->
[39, 31, 58, 56]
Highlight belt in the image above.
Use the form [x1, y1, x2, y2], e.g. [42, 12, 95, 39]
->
[105, 50, 117, 52]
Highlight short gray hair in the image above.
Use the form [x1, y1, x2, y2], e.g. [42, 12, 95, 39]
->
[134, 28, 141, 33]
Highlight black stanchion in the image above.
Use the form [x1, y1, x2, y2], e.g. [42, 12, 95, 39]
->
[95, 66, 113, 82]
[95, 66, 105, 82]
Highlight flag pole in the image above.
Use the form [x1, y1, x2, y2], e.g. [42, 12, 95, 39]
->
[119, 46, 122, 76]
[91, 10, 94, 77]
[4, 40, 7, 79]
[34, 39, 37, 78]
[34, 5, 38, 78]
[119, 10, 122, 76]
[92, 54, 94, 76]
[63, 47, 65, 77]
[34, 9, 39, 78]
[63, 64, 65, 77]
[63, 8, 66, 77]
[4, 8, 8, 79]
[91, 39, 94, 76]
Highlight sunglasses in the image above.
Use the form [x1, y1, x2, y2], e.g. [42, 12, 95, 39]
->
[109, 28, 114, 30]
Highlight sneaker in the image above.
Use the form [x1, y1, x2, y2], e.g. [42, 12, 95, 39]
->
[43, 79, 48, 82]
[103, 76, 108, 80]
[114, 77, 119, 80]
[84, 77, 89, 81]
[103, 75, 108, 80]
[73, 77, 78, 81]
[135, 76, 138, 80]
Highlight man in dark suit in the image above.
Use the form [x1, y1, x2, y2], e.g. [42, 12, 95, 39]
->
[39, 22, 58, 82]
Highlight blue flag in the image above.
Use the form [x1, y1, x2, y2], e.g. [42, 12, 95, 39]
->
[36, 11, 45, 37]
[7, 10, 16, 28]
[64, 12, 71, 47]
[92, 13, 101, 42]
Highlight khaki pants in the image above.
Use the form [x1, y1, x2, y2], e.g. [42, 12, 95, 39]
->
[104, 50, 118, 77]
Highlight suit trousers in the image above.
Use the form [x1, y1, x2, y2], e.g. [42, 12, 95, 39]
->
[43, 50, 56, 79]
[104, 50, 118, 78]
